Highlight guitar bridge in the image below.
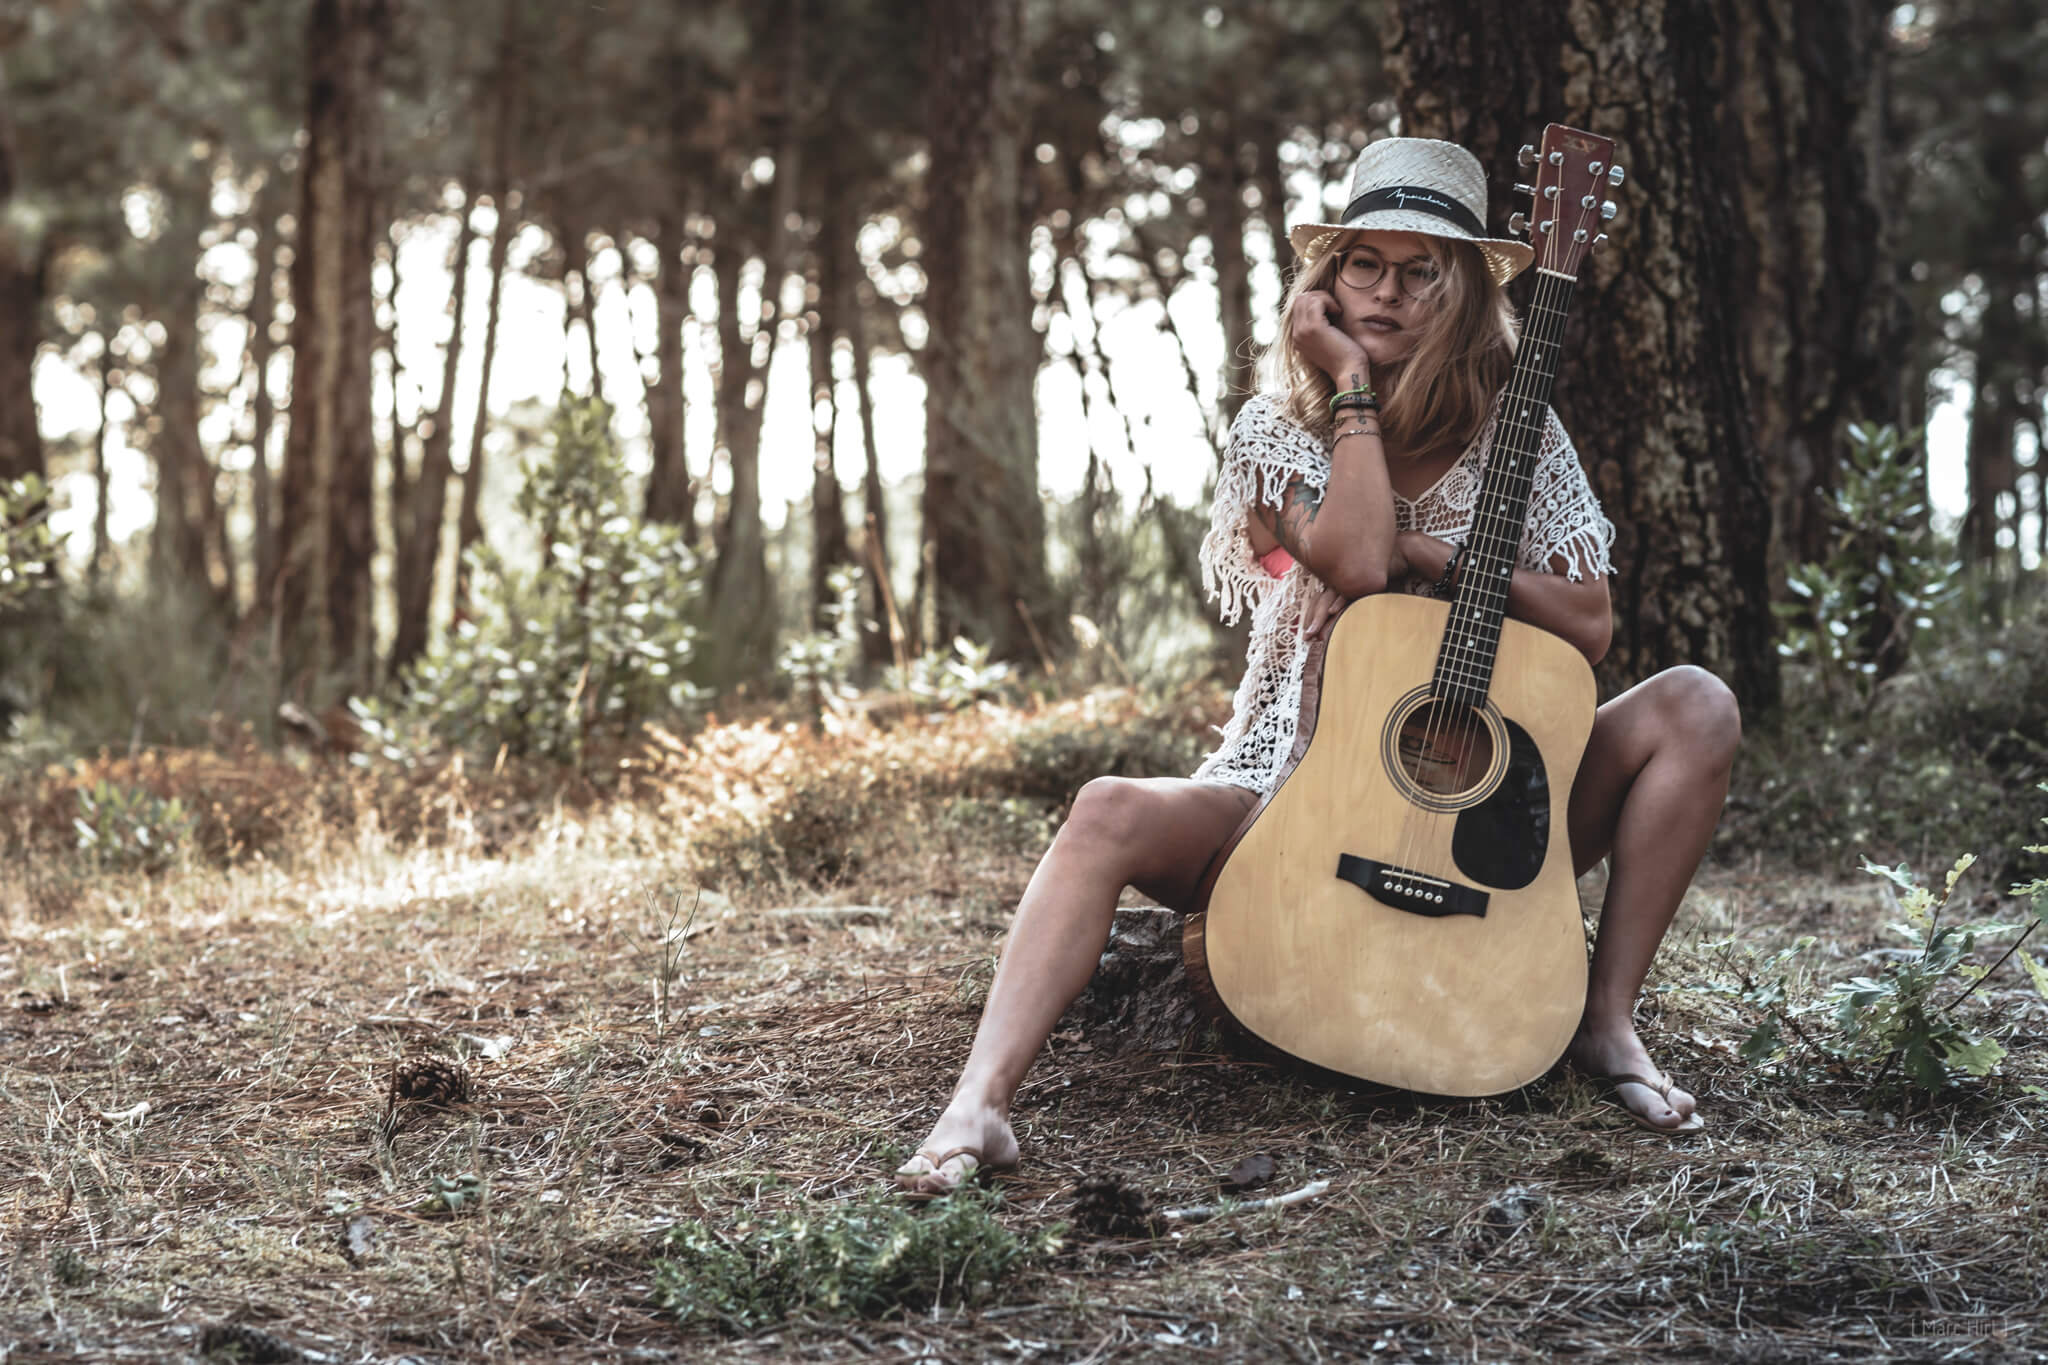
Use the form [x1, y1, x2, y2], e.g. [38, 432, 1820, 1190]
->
[1335, 854, 1489, 919]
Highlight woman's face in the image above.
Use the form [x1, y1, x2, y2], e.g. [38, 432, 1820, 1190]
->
[1327, 230, 1444, 369]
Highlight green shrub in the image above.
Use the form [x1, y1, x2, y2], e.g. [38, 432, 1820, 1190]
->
[0, 475, 59, 612]
[73, 779, 196, 873]
[372, 399, 703, 766]
[651, 1186, 1056, 1330]
[1774, 422, 1957, 705]
[1705, 789, 2048, 1100]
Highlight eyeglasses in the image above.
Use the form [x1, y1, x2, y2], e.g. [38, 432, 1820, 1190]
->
[1337, 248, 1442, 303]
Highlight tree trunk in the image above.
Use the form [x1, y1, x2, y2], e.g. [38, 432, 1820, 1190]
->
[0, 65, 40, 487]
[456, 186, 512, 614]
[1718, 0, 1906, 574]
[808, 225, 851, 627]
[92, 343, 112, 582]
[273, 0, 391, 697]
[920, 0, 1051, 664]
[381, 211, 412, 590]
[456, 19, 520, 619]
[706, 239, 776, 685]
[246, 186, 282, 616]
[1206, 129, 1255, 429]
[643, 209, 695, 538]
[1250, 115, 1294, 288]
[846, 258, 893, 669]
[151, 187, 225, 607]
[1382, 0, 1898, 717]
[705, 0, 803, 690]
[390, 181, 478, 674]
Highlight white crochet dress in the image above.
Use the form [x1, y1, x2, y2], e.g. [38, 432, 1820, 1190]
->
[1192, 392, 1616, 794]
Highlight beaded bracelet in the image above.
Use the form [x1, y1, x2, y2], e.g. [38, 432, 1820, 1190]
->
[1429, 542, 1467, 599]
[1328, 384, 1377, 413]
[1332, 395, 1381, 414]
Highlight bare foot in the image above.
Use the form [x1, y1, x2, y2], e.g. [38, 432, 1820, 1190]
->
[1567, 1021, 1701, 1132]
[894, 1098, 1021, 1196]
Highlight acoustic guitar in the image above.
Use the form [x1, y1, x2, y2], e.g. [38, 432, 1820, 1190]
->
[1183, 125, 1623, 1096]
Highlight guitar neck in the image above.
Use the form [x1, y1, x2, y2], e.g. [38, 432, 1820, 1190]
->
[1430, 267, 1578, 707]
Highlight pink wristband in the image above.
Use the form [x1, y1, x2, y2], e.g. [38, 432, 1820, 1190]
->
[1257, 545, 1296, 578]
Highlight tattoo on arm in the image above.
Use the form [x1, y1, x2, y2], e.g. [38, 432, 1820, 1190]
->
[1258, 475, 1325, 560]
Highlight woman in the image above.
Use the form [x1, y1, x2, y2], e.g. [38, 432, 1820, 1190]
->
[895, 137, 1741, 1197]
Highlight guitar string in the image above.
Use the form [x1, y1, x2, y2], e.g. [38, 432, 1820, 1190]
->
[1437, 202, 1593, 808]
[1401, 264, 1573, 870]
[1399, 178, 1598, 879]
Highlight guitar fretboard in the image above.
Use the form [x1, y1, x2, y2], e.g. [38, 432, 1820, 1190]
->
[1430, 267, 1578, 707]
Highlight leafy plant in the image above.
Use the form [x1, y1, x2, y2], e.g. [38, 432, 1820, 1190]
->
[73, 779, 196, 872]
[883, 636, 1018, 709]
[372, 399, 704, 766]
[1707, 794, 2048, 1099]
[1775, 423, 1958, 707]
[0, 475, 60, 612]
[651, 1185, 1056, 1330]
[778, 564, 864, 721]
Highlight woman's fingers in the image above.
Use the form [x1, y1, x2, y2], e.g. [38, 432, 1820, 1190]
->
[1301, 587, 1344, 638]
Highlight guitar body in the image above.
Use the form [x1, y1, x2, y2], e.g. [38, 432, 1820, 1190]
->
[1184, 592, 1596, 1096]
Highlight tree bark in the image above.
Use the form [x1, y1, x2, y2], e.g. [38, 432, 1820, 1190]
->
[0, 64, 40, 487]
[151, 180, 225, 606]
[246, 185, 282, 616]
[1382, 0, 1887, 717]
[706, 237, 776, 684]
[808, 222, 852, 627]
[643, 209, 695, 538]
[390, 181, 478, 674]
[273, 0, 391, 697]
[1206, 128, 1255, 429]
[920, 0, 1052, 664]
[456, 19, 520, 619]
[845, 257, 893, 669]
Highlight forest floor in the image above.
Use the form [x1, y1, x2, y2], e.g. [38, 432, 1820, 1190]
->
[3, 696, 2046, 1364]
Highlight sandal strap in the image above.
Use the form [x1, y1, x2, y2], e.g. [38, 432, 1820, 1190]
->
[906, 1145, 983, 1173]
[1605, 1071, 1674, 1099]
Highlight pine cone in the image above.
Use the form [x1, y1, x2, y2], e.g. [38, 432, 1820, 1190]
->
[388, 1054, 472, 1107]
[1070, 1175, 1160, 1238]
[198, 1322, 300, 1362]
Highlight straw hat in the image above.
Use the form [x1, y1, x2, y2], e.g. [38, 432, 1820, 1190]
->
[1291, 137, 1533, 287]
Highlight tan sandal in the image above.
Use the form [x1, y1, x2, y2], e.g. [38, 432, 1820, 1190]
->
[1597, 1070, 1705, 1135]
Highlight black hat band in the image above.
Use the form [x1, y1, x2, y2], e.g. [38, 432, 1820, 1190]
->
[1340, 185, 1486, 238]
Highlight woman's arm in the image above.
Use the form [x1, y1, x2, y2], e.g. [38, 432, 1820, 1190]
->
[1246, 295, 1399, 598]
[1397, 531, 1612, 666]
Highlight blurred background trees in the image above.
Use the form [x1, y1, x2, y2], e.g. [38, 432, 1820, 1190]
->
[0, 0, 2041, 753]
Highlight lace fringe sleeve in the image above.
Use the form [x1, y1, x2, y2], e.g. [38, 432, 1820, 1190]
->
[1199, 394, 1332, 624]
[1520, 410, 1615, 581]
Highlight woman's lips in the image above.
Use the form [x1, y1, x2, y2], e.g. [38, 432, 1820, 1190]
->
[1359, 316, 1402, 332]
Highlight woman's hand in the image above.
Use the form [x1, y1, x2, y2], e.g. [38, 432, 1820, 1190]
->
[1301, 585, 1346, 639]
[1288, 289, 1371, 388]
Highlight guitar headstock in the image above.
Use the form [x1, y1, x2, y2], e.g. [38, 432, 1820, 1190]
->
[1508, 123, 1621, 280]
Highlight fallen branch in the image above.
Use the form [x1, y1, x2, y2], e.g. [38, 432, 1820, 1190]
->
[1161, 1178, 1331, 1225]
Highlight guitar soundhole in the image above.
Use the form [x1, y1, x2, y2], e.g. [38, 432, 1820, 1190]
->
[1395, 699, 1497, 798]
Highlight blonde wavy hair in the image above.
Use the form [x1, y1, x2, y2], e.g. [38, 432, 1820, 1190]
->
[1266, 231, 1518, 460]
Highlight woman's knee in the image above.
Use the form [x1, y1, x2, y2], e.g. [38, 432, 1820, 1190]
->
[1060, 776, 1151, 855]
[1651, 665, 1742, 765]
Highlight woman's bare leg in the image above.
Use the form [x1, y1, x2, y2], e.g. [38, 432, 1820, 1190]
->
[898, 777, 1258, 1192]
[1564, 666, 1742, 1128]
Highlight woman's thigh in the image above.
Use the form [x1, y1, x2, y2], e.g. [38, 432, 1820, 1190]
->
[1065, 776, 1260, 912]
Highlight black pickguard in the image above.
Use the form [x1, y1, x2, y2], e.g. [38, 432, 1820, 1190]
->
[1450, 718, 1549, 889]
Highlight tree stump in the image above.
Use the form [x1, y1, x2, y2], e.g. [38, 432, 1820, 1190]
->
[1056, 906, 1200, 1054]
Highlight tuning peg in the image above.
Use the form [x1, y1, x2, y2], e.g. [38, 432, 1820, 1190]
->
[1513, 182, 1534, 197]
[1607, 165, 1625, 187]
[1589, 233, 1610, 255]
[1600, 200, 1618, 220]
[1518, 143, 1538, 168]
[1507, 211, 1529, 236]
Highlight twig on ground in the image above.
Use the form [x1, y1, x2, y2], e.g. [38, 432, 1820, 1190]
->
[1161, 1178, 1331, 1224]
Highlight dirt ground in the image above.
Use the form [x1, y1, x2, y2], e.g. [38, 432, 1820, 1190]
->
[3, 747, 2046, 1363]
